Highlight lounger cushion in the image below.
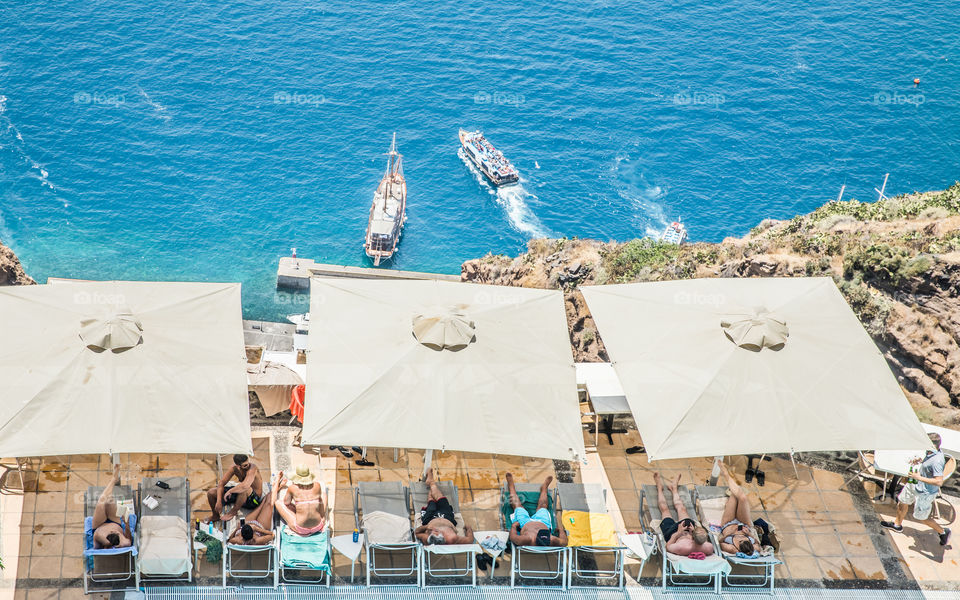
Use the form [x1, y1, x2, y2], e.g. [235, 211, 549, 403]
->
[139, 515, 191, 575]
[363, 510, 413, 544]
[665, 551, 731, 575]
[280, 526, 330, 572]
[562, 510, 618, 547]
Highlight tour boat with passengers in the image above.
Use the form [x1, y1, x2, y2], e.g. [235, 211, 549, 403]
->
[364, 133, 407, 266]
[458, 128, 519, 186]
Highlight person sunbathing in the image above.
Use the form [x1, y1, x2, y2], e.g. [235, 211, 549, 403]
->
[505, 473, 567, 547]
[414, 469, 474, 545]
[226, 494, 276, 546]
[275, 467, 326, 536]
[92, 464, 133, 549]
[717, 462, 761, 556]
[206, 454, 263, 522]
[653, 472, 713, 557]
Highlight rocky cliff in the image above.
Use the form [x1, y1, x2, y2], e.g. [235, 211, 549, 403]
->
[462, 182, 960, 427]
[0, 241, 34, 286]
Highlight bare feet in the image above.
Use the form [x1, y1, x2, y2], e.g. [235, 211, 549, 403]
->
[112, 463, 121, 484]
[271, 472, 283, 503]
[653, 471, 661, 486]
[425, 468, 435, 485]
[505, 472, 514, 486]
[673, 473, 682, 489]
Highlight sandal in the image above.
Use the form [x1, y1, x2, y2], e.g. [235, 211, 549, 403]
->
[625, 446, 645, 455]
[329, 446, 354, 458]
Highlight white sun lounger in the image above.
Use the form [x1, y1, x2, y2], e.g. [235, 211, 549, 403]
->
[499, 481, 567, 589]
[640, 484, 728, 594]
[557, 482, 626, 588]
[276, 484, 332, 586]
[410, 480, 481, 586]
[695, 485, 782, 593]
[137, 477, 193, 583]
[83, 485, 139, 594]
[355, 481, 420, 586]
[222, 482, 279, 587]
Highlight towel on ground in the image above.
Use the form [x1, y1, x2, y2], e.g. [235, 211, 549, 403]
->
[139, 515, 191, 576]
[281, 526, 330, 572]
[362, 510, 412, 544]
[561, 510, 618, 547]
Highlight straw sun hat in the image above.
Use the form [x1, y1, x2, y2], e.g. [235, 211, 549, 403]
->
[290, 465, 315, 486]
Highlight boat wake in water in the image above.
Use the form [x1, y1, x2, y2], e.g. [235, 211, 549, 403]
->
[459, 148, 549, 238]
[612, 152, 669, 238]
[0, 95, 55, 191]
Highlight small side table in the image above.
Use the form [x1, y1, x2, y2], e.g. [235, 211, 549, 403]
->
[331, 533, 365, 582]
[473, 531, 509, 580]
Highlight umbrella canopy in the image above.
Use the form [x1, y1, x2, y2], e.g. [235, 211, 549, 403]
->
[0, 281, 252, 457]
[301, 278, 585, 462]
[580, 277, 931, 460]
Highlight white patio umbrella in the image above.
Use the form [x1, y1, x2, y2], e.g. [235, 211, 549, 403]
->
[0, 281, 253, 457]
[301, 277, 585, 464]
[580, 277, 931, 463]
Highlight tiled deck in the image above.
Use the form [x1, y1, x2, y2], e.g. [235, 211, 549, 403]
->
[2, 425, 959, 598]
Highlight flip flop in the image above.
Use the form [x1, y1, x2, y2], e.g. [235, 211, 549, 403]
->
[351, 446, 364, 454]
[329, 446, 354, 458]
[625, 446, 645, 455]
[744, 468, 755, 483]
[355, 459, 375, 467]
[756, 470, 766, 486]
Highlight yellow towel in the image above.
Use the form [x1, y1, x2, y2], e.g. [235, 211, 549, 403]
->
[562, 510, 618, 547]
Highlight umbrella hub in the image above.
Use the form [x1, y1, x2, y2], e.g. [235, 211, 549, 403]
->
[721, 307, 788, 352]
[80, 309, 144, 353]
[412, 306, 476, 351]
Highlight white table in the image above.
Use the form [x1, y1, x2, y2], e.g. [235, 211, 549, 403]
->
[331, 533, 364, 582]
[575, 363, 632, 447]
[473, 531, 509, 580]
[872, 423, 959, 501]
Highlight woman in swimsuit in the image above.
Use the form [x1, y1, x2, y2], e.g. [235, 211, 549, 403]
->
[92, 464, 133, 549]
[275, 467, 326, 536]
[227, 493, 276, 546]
[717, 461, 760, 556]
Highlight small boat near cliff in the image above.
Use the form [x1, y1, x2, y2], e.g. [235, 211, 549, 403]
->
[660, 219, 688, 245]
[459, 129, 519, 186]
[364, 133, 407, 266]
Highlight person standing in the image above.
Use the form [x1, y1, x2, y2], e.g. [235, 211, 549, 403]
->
[881, 433, 951, 545]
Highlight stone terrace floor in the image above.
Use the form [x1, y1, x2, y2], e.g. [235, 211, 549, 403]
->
[2, 425, 959, 599]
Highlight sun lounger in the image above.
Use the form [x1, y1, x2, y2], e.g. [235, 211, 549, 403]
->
[222, 482, 281, 587]
[557, 482, 626, 588]
[640, 484, 728, 593]
[499, 481, 567, 589]
[275, 483, 332, 585]
[355, 481, 420, 586]
[137, 477, 192, 582]
[410, 480, 481, 586]
[82, 485, 139, 594]
[694, 485, 782, 593]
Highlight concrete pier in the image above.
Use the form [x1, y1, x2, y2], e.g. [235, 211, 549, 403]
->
[277, 256, 460, 290]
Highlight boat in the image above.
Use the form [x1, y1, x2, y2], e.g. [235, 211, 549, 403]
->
[364, 133, 407, 266]
[660, 219, 688, 245]
[286, 313, 309, 334]
[458, 129, 519, 186]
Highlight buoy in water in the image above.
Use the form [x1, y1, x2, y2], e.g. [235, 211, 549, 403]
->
[914, 78, 920, 86]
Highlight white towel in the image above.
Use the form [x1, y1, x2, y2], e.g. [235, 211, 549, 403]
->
[139, 515, 191, 575]
[362, 510, 412, 544]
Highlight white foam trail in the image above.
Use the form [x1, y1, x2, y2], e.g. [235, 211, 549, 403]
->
[0, 95, 55, 190]
[459, 149, 550, 238]
[611, 152, 669, 237]
[137, 85, 171, 121]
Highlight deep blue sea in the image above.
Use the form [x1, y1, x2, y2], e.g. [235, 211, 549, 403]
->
[1, 1, 958, 320]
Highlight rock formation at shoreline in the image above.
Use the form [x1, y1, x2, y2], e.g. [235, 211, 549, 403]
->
[462, 182, 960, 427]
[0, 241, 34, 286]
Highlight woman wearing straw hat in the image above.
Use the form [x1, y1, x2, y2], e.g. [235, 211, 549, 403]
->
[274, 467, 327, 536]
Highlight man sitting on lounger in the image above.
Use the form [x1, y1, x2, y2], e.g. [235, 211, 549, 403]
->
[275, 467, 326, 536]
[415, 469, 475, 545]
[716, 462, 761, 556]
[653, 472, 714, 557]
[505, 473, 567, 547]
[207, 454, 263, 522]
[92, 464, 133, 549]
[227, 494, 276, 546]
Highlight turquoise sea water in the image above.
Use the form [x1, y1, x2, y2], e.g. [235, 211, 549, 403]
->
[1, 1, 958, 320]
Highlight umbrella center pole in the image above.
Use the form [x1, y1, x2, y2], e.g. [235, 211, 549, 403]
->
[708, 456, 723, 486]
[422, 449, 433, 480]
